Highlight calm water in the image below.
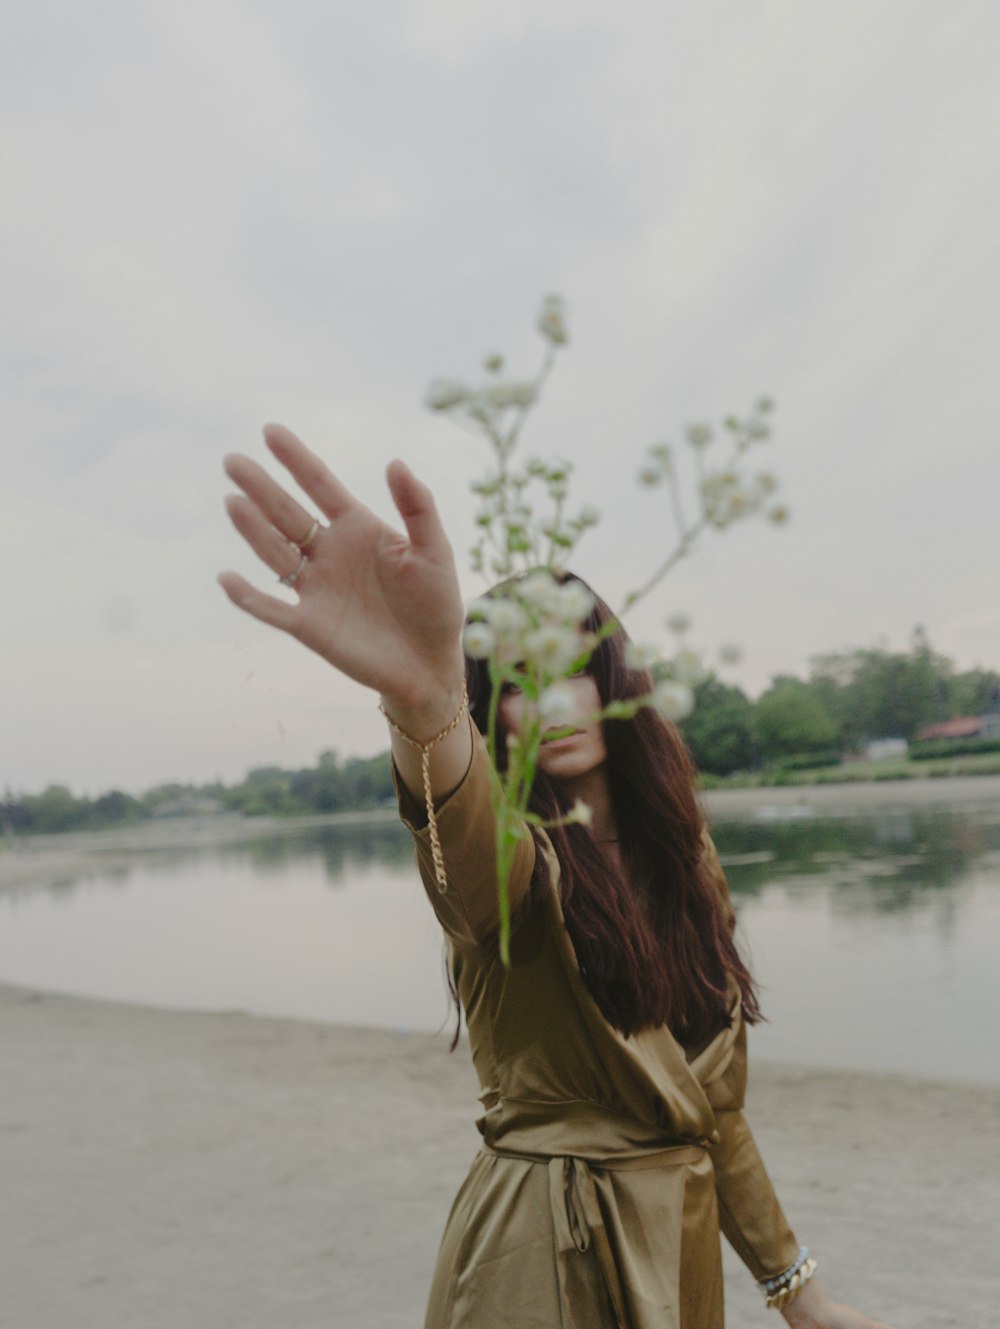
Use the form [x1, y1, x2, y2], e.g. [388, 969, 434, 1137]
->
[2, 795, 998, 1084]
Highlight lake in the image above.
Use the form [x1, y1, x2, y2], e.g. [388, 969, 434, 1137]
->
[1, 788, 998, 1084]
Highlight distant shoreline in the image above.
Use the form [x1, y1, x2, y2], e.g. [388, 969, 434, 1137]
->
[3, 772, 998, 894]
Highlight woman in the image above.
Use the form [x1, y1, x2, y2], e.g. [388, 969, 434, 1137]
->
[220, 423, 894, 1329]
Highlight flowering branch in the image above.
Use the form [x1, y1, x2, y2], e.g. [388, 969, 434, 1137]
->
[426, 295, 788, 962]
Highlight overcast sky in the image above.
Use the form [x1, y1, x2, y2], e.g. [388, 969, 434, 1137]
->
[3, 0, 999, 795]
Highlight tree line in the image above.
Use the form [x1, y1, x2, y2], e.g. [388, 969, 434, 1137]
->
[3, 631, 998, 835]
[682, 629, 999, 775]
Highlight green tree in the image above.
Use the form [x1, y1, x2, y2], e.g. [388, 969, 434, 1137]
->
[679, 678, 755, 775]
[751, 677, 838, 761]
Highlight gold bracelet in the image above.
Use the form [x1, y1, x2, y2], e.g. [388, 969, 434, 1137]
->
[380, 685, 470, 893]
[764, 1258, 817, 1310]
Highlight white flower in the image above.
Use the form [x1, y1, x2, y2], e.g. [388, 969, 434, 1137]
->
[463, 621, 496, 660]
[554, 581, 594, 625]
[538, 683, 578, 727]
[484, 353, 504, 372]
[548, 478, 568, 500]
[425, 378, 470, 410]
[754, 471, 778, 496]
[638, 461, 662, 487]
[566, 799, 593, 827]
[517, 570, 562, 612]
[485, 380, 538, 410]
[756, 396, 775, 414]
[718, 642, 743, 666]
[672, 648, 706, 686]
[578, 504, 601, 527]
[666, 613, 691, 635]
[768, 504, 789, 525]
[524, 624, 581, 674]
[537, 293, 568, 345]
[650, 680, 695, 722]
[465, 596, 493, 621]
[485, 599, 528, 643]
[685, 423, 712, 448]
[746, 418, 771, 440]
[624, 641, 660, 671]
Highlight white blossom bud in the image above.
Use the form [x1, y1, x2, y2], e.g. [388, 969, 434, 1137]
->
[484, 353, 504, 372]
[718, 642, 743, 666]
[624, 641, 660, 671]
[638, 461, 662, 487]
[462, 621, 496, 660]
[578, 504, 601, 527]
[554, 581, 595, 625]
[517, 571, 561, 612]
[524, 624, 580, 674]
[768, 504, 789, 525]
[486, 380, 538, 410]
[425, 378, 470, 410]
[756, 396, 775, 414]
[650, 680, 695, 722]
[538, 683, 578, 727]
[537, 293, 569, 345]
[666, 613, 692, 635]
[486, 599, 529, 642]
[672, 648, 706, 685]
[548, 478, 569, 500]
[685, 423, 712, 448]
[566, 798, 593, 827]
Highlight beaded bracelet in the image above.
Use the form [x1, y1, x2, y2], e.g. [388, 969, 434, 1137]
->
[758, 1248, 817, 1310]
[380, 685, 470, 892]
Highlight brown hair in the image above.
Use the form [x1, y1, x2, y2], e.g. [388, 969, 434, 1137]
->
[464, 574, 762, 1044]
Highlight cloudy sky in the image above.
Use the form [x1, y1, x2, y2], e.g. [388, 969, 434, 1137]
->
[3, 0, 999, 796]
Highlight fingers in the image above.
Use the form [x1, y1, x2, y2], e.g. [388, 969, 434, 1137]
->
[217, 571, 301, 636]
[224, 451, 319, 546]
[224, 494, 305, 583]
[386, 458, 446, 554]
[263, 423, 355, 520]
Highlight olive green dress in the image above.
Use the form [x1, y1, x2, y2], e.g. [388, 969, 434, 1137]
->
[395, 731, 799, 1329]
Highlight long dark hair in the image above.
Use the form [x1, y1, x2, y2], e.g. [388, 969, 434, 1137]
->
[464, 573, 762, 1045]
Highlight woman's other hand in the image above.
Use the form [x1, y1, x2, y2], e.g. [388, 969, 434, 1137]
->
[781, 1280, 895, 1329]
[219, 424, 467, 714]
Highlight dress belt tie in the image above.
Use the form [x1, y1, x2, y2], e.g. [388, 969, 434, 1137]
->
[483, 1142, 707, 1329]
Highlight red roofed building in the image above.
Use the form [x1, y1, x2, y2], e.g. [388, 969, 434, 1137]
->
[916, 717, 983, 741]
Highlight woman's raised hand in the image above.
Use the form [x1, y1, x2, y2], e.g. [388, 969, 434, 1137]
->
[219, 425, 467, 719]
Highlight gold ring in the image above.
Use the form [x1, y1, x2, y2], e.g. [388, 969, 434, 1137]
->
[296, 519, 320, 551]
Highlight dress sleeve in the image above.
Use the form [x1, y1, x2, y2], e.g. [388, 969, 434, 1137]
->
[392, 725, 537, 951]
[700, 831, 802, 1281]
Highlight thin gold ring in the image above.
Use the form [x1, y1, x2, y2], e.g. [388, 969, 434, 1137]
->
[295, 519, 320, 552]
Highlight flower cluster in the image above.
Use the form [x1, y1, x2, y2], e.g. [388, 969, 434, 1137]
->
[426, 296, 788, 962]
[426, 296, 602, 580]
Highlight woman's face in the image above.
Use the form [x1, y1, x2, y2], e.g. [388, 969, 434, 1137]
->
[498, 673, 607, 783]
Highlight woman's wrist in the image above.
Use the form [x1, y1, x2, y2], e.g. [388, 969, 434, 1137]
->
[380, 667, 468, 744]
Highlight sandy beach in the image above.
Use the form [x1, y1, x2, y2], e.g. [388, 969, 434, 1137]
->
[1, 981, 997, 1329]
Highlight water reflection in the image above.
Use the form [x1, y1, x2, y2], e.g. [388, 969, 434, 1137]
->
[713, 804, 1000, 903]
[1, 796, 998, 1082]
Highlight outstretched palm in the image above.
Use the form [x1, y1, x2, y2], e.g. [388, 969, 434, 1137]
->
[219, 424, 466, 708]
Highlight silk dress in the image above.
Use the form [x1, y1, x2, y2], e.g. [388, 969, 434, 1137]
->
[395, 729, 800, 1329]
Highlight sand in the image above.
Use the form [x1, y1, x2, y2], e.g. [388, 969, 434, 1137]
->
[2, 982, 997, 1329]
